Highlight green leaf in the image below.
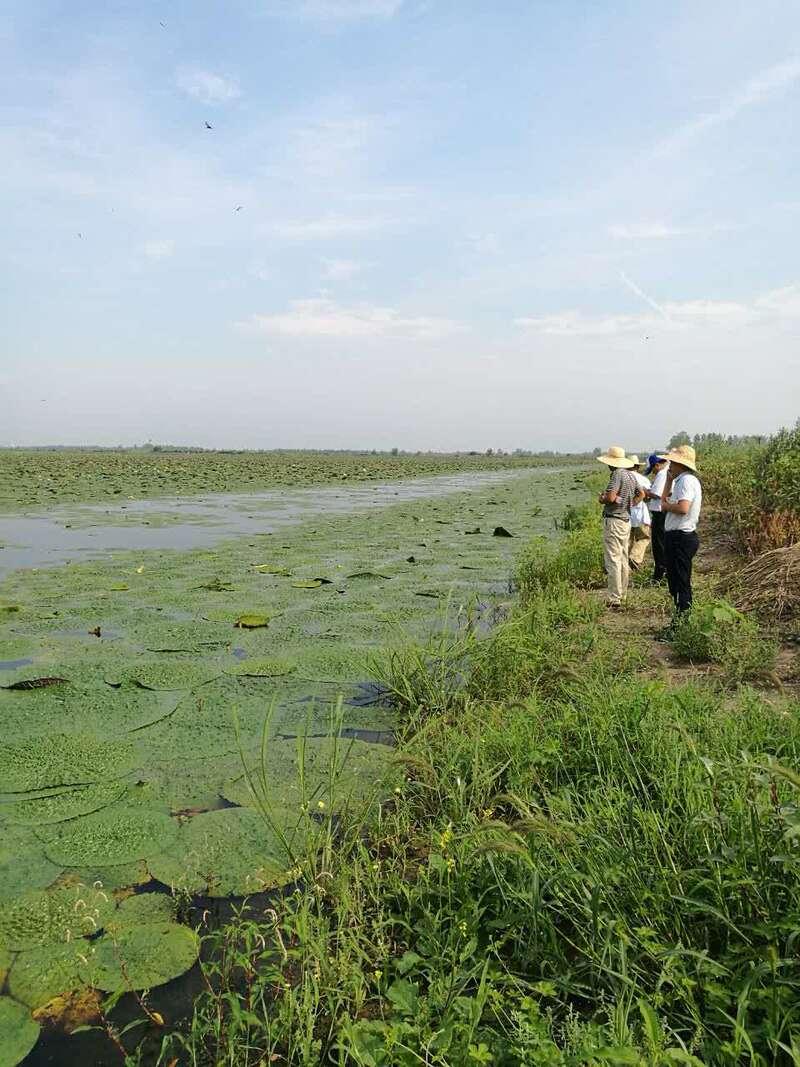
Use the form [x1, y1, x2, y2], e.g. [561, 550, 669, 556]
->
[0, 996, 40, 1067]
[386, 978, 419, 1016]
[36, 808, 179, 867]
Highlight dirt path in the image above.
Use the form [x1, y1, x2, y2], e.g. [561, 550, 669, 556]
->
[590, 529, 800, 696]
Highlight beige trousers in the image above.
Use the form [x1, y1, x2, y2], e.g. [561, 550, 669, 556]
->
[603, 517, 630, 605]
[629, 525, 651, 571]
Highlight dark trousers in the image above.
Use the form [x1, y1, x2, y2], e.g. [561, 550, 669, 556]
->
[664, 530, 699, 612]
[651, 511, 667, 581]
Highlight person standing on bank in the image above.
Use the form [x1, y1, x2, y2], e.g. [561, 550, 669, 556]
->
[597, 446, 643, 609]
[661, 445, 702, 613]
[627, 456, 652, 572]
[645, 453, 670, 583]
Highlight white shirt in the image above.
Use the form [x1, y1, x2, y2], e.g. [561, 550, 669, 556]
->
[630, 472, 651, 527]
[665, 472, 702, 533]
[648, 467, 668, 513]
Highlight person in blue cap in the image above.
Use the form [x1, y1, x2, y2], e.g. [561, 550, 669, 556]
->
[645, 452, 669, 583]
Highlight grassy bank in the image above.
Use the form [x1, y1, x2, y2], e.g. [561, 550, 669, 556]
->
[131, 465, 800, 1067]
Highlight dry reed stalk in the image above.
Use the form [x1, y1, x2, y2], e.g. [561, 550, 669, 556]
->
[733, 543, 800, 619]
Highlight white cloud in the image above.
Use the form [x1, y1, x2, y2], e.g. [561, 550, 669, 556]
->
[273, 214, 388, 240]
[608, 222, 690, 240]
[268, 0, 404, 20]
[515, 282, 800, 338]
[175, 68, 241, 104]
[654, 57, 800, 157]
[321, 257, 363, 280]
[142, 239, 175, 260]
[237, 298, 462, 339]
[463, 232, 501, 255]
[274, 115, 374, 179]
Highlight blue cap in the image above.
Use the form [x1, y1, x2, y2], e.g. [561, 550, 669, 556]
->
[645, 452, 665, 474]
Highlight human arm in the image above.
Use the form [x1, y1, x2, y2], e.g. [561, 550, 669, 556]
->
[661, 497, 691, 515]
[599, 469, 621, 504]
[661, 473, 697, 515]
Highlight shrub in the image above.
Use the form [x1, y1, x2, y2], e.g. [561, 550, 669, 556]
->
[670, 598, 777, 682]
[756, 420, 800, 515]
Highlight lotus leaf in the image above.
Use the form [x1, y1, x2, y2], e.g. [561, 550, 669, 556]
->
[0, 828, 63, 903]
[0, 884, 115, 950]
[118, 662, 220, 691]
[81, 921, 200, 992]
[2, 781, 126, 826]
[224, 658, 296, 678]
[0, 949, 11, 987]
[252, 564, 292, 576]
[7, 942, 86, 1010]
[0, 996, 40, 1067]
[108, 892, 176, 929]
[36, 808, 179, 867]
[0, 734, 137, 792]
[222, 737, 396, 812]
[141, 622, 231, 653]
[62, 862, 150, 892]
[148, 808, 299, 896]
[345, 572, 392, 581]
[234, 614, 270, 629]
[291, 579, 323, 589]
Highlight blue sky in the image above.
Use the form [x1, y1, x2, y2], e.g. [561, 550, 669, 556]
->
[2, 0, 799, 450]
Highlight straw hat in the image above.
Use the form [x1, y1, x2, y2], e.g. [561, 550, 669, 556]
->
[628, 454, 642, 467]
[662, 444, 698, 472]
[596, 446, 635, 469]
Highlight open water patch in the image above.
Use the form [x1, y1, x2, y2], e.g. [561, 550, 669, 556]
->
[0, 470, 534, 579]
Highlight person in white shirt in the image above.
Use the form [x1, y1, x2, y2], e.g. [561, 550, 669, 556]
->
[645, 453, 670, 583]
[626, 456, 652, 571]
[660, 445, 702, 613]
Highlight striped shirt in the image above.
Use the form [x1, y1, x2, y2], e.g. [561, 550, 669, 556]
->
[603, 468, 638, 521]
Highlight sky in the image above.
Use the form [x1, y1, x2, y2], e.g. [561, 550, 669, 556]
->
[1, 0, 799, 452]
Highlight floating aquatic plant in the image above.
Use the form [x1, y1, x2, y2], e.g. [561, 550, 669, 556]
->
[36, 807, 179, 867]
[148, 807, 298, 897]
[3, 781, 126, 826]
[0, 734, 137, 793]
[82, 921, 200, 992]
[0, 884, 115, 951]
[224, 658, 296, 678]
[0, 996, 40, 1067]
[107, 891, 176, 929]
[111, 661, 220, 691]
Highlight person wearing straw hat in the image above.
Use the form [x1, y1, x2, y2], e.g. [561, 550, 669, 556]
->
[627, 456, 652, 572]
[661, 444, 702, 614]
[644, 453, 670, 583]
[596, 446, 643, 608]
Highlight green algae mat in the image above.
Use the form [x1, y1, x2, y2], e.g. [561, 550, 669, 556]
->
[0, 467, 586, 1060]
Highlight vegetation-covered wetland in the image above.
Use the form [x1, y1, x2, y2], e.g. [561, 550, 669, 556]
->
[2, 435, 800, 1067]
[0, 449, 578, 514]
[0, 460, 586, 1065]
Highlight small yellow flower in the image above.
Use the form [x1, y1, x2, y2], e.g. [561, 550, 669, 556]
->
[317, 800, 326, 810]
[372, 969, 383, 980]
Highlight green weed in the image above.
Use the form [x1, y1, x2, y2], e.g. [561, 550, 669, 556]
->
[669, 598, 778, 683]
